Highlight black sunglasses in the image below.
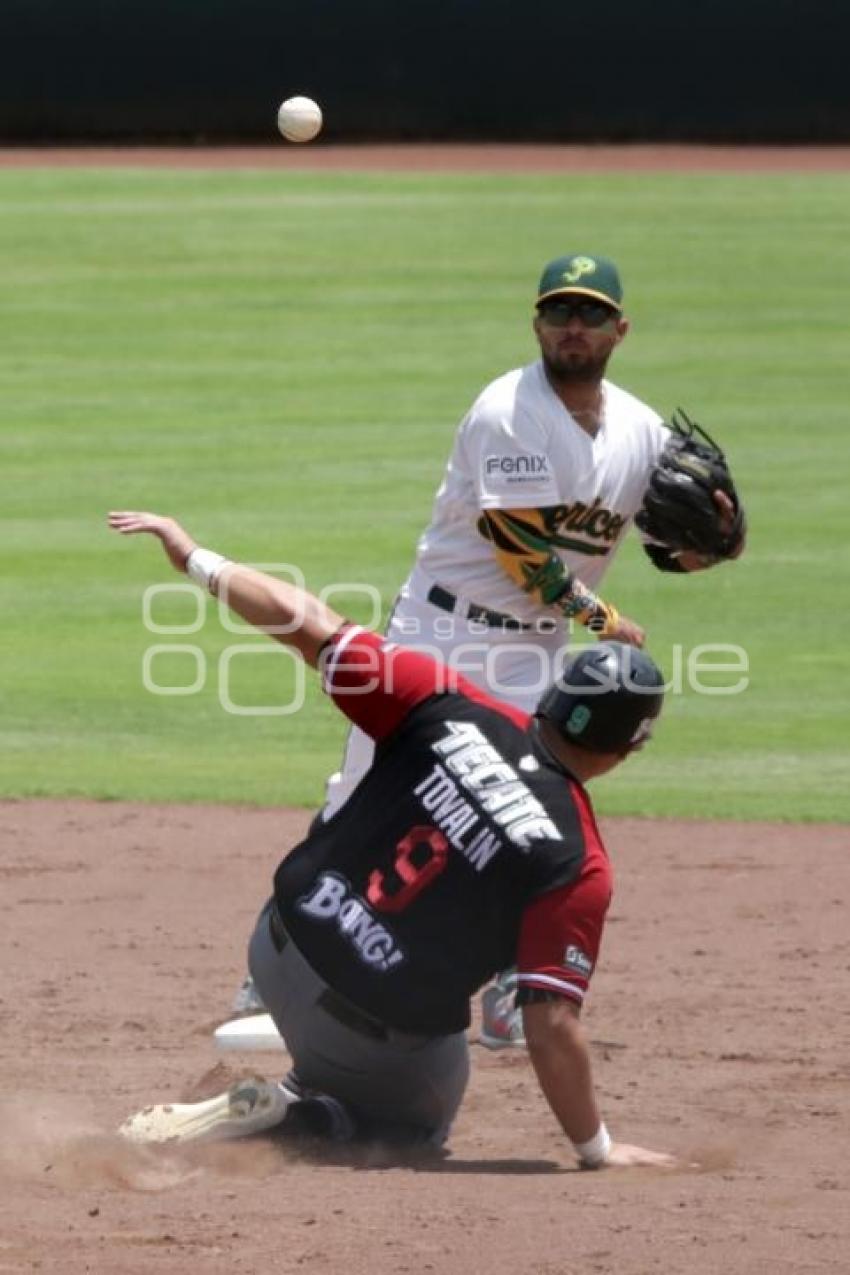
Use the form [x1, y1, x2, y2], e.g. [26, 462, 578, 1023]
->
[537, 299, 618, 329]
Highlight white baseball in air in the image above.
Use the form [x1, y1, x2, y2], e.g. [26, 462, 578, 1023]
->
[276, 96, 323, 143]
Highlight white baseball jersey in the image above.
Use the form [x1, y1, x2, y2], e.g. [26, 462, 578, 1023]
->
[322, 359, 669, 819]
[416, 359, 669, 623]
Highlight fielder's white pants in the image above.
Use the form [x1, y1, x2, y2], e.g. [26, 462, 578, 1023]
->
[321, 565, 575, 818]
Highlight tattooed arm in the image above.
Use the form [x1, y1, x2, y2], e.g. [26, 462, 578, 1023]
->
[478, 507, 644, 647]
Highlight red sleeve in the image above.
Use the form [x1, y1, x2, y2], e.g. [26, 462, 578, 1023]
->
[321, 625, 446, 742]
[515, 786, 612, 1007]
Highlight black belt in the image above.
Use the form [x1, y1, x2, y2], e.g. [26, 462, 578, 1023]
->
[427, 584, 555, 633]
[267, 904, 397, 1042]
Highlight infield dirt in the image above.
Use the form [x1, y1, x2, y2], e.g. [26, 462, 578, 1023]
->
[0, 799, 847, 1274]
[3, 142, 850, 172]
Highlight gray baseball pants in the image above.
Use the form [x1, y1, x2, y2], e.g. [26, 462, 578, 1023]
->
[248, 900, 469, 1144]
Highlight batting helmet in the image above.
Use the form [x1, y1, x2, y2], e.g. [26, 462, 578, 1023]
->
[536, 642, 665, 753]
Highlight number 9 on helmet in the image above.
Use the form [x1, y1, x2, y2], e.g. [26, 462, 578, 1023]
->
[536, 643, 665, 754]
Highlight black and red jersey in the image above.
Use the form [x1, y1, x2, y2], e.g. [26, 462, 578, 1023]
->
[274, 627, 612, 1035]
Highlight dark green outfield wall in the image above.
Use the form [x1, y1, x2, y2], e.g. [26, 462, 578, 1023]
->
[1, 0, 848, 142]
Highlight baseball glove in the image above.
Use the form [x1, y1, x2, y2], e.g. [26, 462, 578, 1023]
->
[635, 409, 745, 559]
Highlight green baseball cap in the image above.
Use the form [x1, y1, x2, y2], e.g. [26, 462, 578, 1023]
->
[536, 254, 623, 312]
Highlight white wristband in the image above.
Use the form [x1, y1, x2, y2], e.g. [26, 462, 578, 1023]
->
[573, 1122, 612, 1168]
[186, 547, 229, 592]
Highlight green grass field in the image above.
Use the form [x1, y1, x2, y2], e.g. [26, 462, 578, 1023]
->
[2, 165, 848, 820]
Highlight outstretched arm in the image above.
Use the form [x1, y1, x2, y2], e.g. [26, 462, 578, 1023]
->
[108, 511, 343, 668]
[523, 997, 677, 1170]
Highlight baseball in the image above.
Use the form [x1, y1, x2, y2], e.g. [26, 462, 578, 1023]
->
[276, 96, 323, 144]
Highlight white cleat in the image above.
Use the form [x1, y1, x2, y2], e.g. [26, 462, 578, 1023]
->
[119, 1079, 293, 1146]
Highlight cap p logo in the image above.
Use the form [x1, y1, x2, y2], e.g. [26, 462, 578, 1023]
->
[561, 256, 596, 285]
[537, 253, 622, 311]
